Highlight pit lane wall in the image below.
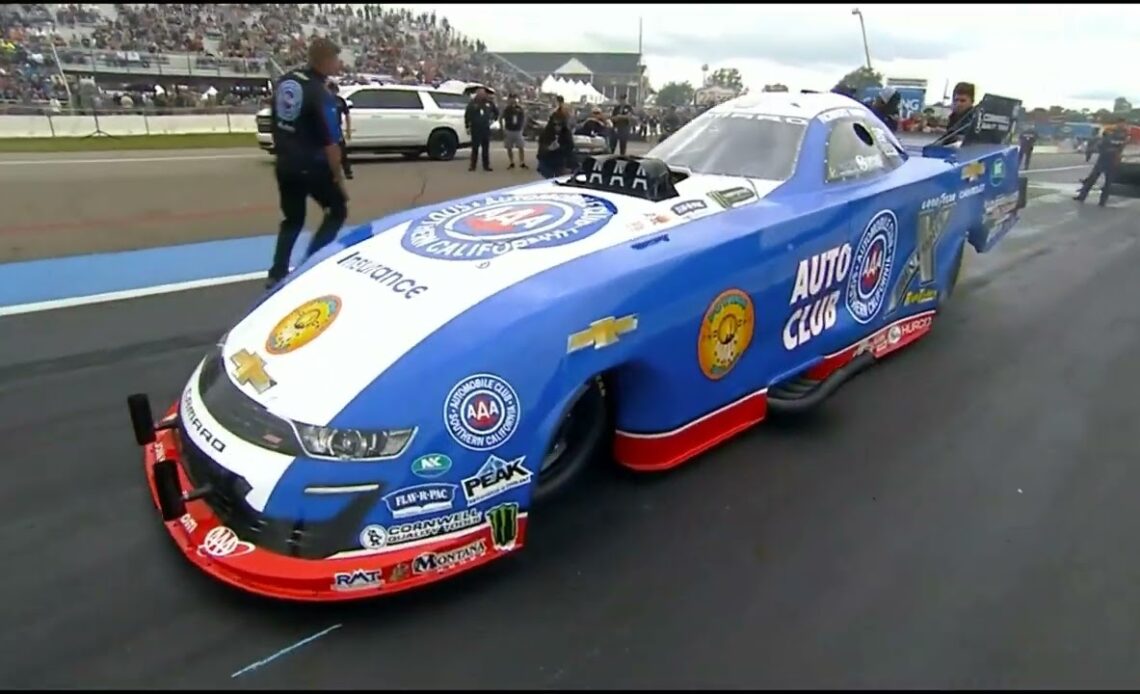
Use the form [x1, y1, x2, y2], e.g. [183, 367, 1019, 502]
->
[0, 113, 257, 138]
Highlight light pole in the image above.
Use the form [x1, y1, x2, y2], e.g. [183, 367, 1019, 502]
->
[851, 8, 872, 71]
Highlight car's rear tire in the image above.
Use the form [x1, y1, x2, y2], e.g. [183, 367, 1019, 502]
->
[532, 376, 611, 504]
[427, 129, 458, 161]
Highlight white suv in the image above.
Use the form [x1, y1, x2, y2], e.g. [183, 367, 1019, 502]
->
[256, 84, 472, 161]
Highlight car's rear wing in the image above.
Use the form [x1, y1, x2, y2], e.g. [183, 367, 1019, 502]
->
[925, 93, 1023, 154]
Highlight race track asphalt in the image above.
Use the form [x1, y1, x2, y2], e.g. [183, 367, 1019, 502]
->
[2, 148, 1140, 688]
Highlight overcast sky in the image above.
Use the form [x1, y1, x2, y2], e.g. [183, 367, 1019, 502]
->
[393, 3, 1138, 111]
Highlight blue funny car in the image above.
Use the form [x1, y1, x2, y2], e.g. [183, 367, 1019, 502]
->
[128, 91, 1027, 601]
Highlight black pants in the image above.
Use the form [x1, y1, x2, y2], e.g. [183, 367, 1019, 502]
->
[469, 130, 491, 170]
[1020, 146, 1033, 169]
[614, 129, 630, 156]
[1076, 156, 1118, 206]
[339, 140, 353, 175]
[268, 165, 348, 283]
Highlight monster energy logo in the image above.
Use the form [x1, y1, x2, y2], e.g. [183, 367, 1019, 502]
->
[486, 502, 520, 550]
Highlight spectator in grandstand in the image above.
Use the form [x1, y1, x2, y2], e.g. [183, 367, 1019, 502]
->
[465, 86, 498, 172]
[500, 92, 528, 170]
[944, 81, 975, 143]
[611, 93, 635, 156]
[327, 80, 353, 179]
[266, 37, 347, 290]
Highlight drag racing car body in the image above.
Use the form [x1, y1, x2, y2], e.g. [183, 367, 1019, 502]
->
[131, 91, 1027, 602]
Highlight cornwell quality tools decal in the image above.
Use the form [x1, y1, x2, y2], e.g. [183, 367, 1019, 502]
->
[357, 509, 484, 551]
[697, 289, 755, 380]
[886, 195, 955, 316]
[783, 242, 852, 350]
[566, 315, 639, 353]
[444, 374, 521, 451]
[846, 210, 898, 325]
[265, 295, 342, 355]
[230, 349, 276, 394]
[402, 193, 616, 261]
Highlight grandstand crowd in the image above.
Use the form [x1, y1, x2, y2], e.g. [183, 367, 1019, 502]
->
[1, 2, 538, 113]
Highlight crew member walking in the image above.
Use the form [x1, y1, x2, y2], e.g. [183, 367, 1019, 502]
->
[465, 87, 498, 172]
[1075, 116, 1129, 207]
[265, 38, 348, 290]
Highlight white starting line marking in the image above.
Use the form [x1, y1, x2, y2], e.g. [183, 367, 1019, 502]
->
[1023, 164, 1088, 174]
[0, 271, 266, 317]
[230, 623, 343, 679]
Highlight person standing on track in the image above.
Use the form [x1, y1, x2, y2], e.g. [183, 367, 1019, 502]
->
[611, 93, 634, 155]
[327, 81, 353, 180]
[1075, 116, 1129, 207]
[465, 87, 498, 172]
[501, 93, 528, 170]
[1019, 128, 1037, 169]
[265, 38, 348, 290]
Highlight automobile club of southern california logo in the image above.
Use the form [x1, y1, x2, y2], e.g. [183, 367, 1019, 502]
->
[444, 373, 521, 451]
[402, 193, 616, 261]
[846, 210, 897, 324]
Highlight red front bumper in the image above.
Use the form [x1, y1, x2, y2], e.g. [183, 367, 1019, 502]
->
[142, 407, 529, 602]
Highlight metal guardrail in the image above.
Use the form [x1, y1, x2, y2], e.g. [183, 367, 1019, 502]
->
[0, 102, 265, 117]
[50, 48, 274, 79]
[0, 106, 261, 138]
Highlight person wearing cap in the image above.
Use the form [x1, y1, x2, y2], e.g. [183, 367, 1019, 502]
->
[265, 37, 347, 290]
[1075, 115, 1129, 207]
[500, 93, 528, 170]
[326, 80, 353, 180]
[1018, 127, 1038, 169]
[869, 86, 901, 133]
[944, 82, 975, 144]
[611, 93, 635, 155]
[575, 107, 609, 139]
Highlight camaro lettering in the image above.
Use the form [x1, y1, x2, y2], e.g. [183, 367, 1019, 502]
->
[182, 389, 226, 453]
[783, 243, 852, 350]
[336, 251, 429, 299]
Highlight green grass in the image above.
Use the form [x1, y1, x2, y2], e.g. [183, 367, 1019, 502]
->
[0, 132, 257, 153]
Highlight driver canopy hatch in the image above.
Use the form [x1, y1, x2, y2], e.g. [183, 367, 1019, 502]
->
[559, 155, 681, 202]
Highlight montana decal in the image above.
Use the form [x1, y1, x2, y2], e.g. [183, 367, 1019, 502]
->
[402, 193, 616, 261]
[846, 210, 897, 324]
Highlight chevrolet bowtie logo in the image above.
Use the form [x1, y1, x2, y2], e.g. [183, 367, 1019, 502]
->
[230, 349, 276, 394]
[567, 315, 639, 353]
[961, 161, 985, 182]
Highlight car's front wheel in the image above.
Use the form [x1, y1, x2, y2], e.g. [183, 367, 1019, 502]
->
[532, 376, 611, 504]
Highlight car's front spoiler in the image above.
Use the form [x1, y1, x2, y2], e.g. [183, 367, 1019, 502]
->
[141, 405, 528, 602]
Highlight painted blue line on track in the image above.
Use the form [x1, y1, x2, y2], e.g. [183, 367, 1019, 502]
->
[0, 231, 314, 307]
